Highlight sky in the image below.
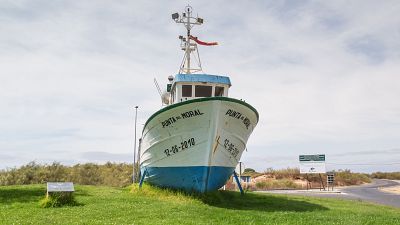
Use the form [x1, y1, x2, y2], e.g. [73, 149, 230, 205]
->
[1, 0, 400, 173]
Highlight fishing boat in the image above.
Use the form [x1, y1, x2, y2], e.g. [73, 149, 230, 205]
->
[139, 6, 259, 192]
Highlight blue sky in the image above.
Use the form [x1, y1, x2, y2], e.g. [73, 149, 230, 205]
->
[1, 0, 400, 172]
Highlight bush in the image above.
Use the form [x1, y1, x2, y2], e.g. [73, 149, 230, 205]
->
[0, 161, 133, 187]
[371, 172, 400, 180]
[39, 193, 79, 208]
[255, 179, 301, 190]
[253, 167, 373, 189]
[255, 181, 268, 189]
[263, 167, 300, 179]
[244, 168, 256, 173]
[334, 169, 371, 185]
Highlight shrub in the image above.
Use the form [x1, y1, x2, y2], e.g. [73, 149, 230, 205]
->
[39, 193, 78, 208]
[255, 181, 268, 189]
[334, 169, 371, 185]
[371, 172, 400, 180]
[0, 161, 133, 187]
[263, 167, 300, 179]
[255, 179, 301, 190]
[244, 168, 256, 173]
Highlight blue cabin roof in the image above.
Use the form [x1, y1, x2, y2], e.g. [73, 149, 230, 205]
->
[174, 74, 231, 86]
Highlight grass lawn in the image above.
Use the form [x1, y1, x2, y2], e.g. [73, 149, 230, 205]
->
[0, 184, 399, 225]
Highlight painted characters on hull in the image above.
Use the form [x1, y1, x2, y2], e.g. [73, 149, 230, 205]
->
[164, 137, 196, 157]
[159, 107, 251, 160]
[223, 138, 239, 158]
[161, 109, 204, 128]
[161, 108, 252, 130]
[225, 109, 251, 129]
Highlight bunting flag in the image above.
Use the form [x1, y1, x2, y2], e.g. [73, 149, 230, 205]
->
[189, 35, 218, 46]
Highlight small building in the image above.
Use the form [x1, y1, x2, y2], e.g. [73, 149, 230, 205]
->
[240, 175, 252, 183]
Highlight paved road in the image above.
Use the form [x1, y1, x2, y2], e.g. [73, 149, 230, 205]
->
[257, 179, 400, 208]
[340, 179, 400, 208]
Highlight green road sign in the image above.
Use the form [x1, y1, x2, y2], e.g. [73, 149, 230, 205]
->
[299, 154, 325, 162]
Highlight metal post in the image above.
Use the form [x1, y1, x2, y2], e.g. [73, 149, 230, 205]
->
[186, 7, 191, 73]
[239, 161, 242, 184]
[319, 173, 325, 191]
[137, 138, 142, 182]
[139, 169, 147, 188]
[133, 106, 139, 183]
[239, 161, 246, 190]
[233, 171, 244, 195]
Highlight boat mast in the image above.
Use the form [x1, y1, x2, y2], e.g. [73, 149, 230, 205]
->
[185, 8, 191, 74]
[172, 6, 204, 74]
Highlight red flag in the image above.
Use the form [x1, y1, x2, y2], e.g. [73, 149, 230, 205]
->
[189, 35, 218, 46]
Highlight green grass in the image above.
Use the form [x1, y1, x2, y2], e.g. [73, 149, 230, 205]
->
[0, 184, 399, 225]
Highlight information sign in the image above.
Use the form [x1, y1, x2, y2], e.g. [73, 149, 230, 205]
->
[47, 182, 74, 193]
[327, 173, 334, 184]
[299, 154, 326, 174]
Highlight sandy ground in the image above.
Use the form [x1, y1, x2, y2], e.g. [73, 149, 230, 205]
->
[379, 180, 400, 194]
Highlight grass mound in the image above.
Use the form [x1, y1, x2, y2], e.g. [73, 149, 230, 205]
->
[130, 183, 327, 212]
[130, 183, 201, 204]
[39, 193, 79, 208]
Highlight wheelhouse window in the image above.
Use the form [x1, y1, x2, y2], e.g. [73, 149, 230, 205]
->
[215, 86, 224, 96]
[195, 85, 212, 97]
[182, 85, 192, 97]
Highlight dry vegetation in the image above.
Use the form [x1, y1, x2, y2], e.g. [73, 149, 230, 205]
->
[0, 162, 387, 190]
[0, 161, 132, 187]
[226, 167, 372, 191]
[371, 172, 400, 180]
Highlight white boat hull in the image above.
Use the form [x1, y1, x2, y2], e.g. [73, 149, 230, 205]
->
[140, 97, 258, 192]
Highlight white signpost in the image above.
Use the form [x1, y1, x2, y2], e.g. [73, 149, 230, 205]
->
[299, 154, 326, 174]
[300, 162, 326, 174]
[299, 154, 326, 190]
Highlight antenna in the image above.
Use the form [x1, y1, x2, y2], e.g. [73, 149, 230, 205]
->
[172, 5, 204, 74]
[153, 78, 163, 98]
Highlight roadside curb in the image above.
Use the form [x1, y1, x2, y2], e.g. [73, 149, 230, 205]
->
[255, 190, 342, 194]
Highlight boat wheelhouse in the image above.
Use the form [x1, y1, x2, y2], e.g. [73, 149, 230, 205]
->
[167, 74, 231, 104]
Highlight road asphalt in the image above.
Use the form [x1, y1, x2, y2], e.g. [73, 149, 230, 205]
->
[339, 179, 400, 208]
[256, 179, 400, 208]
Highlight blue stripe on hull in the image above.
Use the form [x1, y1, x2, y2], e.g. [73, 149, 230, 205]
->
[142, 166, 235, 193]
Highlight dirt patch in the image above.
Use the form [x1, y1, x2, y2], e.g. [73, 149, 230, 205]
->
[380, 186, 400, 194]
[379, 181, 400, 194]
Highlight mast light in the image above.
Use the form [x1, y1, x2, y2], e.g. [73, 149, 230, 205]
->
[197, 18, 203, 24]
[172, 13, 179, 20]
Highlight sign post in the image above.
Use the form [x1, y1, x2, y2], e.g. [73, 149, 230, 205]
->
[327, 172, 335, 191]
[299, 154, 326, 190]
